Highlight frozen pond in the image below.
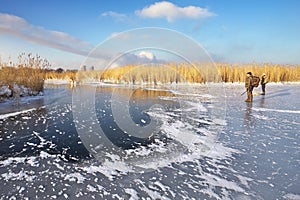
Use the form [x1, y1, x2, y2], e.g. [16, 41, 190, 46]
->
[0, 83, 299, 199]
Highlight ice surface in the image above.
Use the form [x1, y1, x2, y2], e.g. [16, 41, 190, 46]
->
[0, 84, 299, 199]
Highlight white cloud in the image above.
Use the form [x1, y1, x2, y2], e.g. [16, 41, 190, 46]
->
[101, 11, 128, 22]
[135, 1, 215, 22]
[110, 51, 165, 68]
[0, 13, 93, 56]
[138, 51, 154, 60]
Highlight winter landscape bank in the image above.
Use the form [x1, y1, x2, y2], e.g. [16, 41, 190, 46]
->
[1, 55, 300, 103]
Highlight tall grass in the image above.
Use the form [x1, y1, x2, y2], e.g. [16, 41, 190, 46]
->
[2, 54, 299, 90]
[0, 53, 50, 93]
[217, 63, 300, 83]
[45, 70, 77, 82]
[75, 63, 300, 84]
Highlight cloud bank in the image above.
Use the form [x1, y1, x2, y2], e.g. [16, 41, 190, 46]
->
[135, 1, 215, 22]
[0, 13, 93, 56]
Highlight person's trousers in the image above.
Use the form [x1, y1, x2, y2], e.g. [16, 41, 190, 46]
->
[246, 90, 253, 102]
[262, 84, 266, 94]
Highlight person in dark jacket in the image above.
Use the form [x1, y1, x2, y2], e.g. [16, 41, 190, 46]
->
[245, 72, 253, 102]
[261, 73, 268, 95]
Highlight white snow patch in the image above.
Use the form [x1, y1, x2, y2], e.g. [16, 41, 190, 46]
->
[135, 179, 171, 200]
[1, 169, 36, 182]
[252, 107, 300, 114]
[40, 151, 56, 159]
[87, 184, 97, 192]
[80, 159, 134, 180]
[0, 108, 36, 120]
[252, 114, 269, 120]
[0, 156, 38, 167]
[44, 79, 69, 84]
[64, 172, 86, 184]
[235, 175, 254, 189]
[124, 188, 139, 200]
[283, 193, 300, 200]
[0, 85, 12, 96]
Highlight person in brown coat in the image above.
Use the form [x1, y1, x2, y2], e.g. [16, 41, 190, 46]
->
[261, 73, 268, 95]
[245, 72, 253, 102]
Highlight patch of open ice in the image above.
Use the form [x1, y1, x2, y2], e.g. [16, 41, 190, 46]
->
[183, 101, 208, 112]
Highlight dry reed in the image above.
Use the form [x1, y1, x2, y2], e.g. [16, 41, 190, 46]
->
[0, 53, 50, 93]
[75, 63, 300, 84]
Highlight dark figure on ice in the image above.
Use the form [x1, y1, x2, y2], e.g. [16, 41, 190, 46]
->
[245, 72, 253, 102]
[261, 73, 268, 95]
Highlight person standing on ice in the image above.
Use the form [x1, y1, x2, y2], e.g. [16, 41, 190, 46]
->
[260, 73, 268, 95]
[245, 72, 253, 102]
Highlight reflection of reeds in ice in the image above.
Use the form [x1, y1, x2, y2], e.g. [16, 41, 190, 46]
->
[75, 63, 300, 84]
[96, 86, 177, 103]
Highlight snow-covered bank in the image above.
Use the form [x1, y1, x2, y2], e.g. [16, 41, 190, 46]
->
[45, 77, 300, 87]
[0, 108, 38, 120]
[0, 95, 44, 115]
[0, 84, 43, 102]
[222, 81, 300, 86]
[0, 85, 11, 97]
[44, 79, 70, 85]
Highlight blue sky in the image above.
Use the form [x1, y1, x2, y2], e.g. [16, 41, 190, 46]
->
[0, 0, 299, 69]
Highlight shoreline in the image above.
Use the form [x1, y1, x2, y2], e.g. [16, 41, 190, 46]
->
[0, 81, 299, 116]
[0, 95, 44, 115]
[46, 78, 300, 86]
